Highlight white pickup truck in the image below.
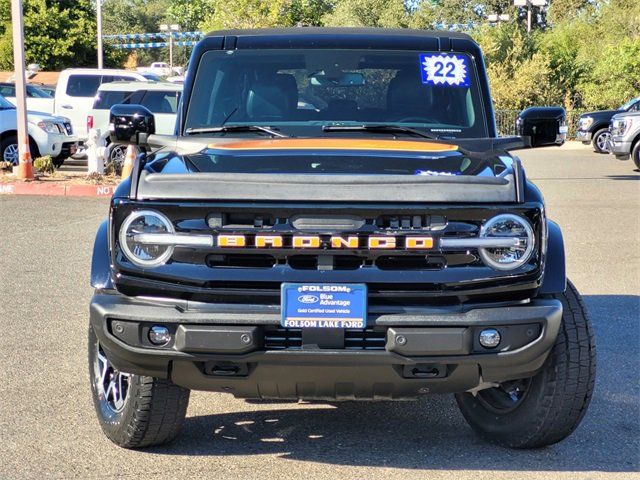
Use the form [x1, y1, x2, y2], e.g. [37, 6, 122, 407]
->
[136, 62, 181, 78]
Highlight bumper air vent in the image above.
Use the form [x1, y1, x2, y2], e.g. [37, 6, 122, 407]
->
[264, 327, 387, 350]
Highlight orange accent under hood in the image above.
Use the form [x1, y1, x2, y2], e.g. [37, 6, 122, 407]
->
[207, 138, 458, 153]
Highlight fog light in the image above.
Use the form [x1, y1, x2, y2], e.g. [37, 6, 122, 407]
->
[149, 325, 171, 345]
[479, 328, 501, 348]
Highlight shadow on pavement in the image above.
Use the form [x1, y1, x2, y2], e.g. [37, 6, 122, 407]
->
[148, 295, 639, 473]
[605, 175, 639, 180]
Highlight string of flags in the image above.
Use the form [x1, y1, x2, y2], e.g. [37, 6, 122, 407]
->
[111, 41, 199, 49]
[103, 31, 204, 49]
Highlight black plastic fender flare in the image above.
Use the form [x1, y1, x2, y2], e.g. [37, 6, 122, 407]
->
[90, 219, 113, 290]
[539, 220, 566, 294]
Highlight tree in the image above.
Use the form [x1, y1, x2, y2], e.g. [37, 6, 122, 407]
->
[0, 0, 97, 70]
[166, 0, 215, 31]
[578, 38, 640, 109]
[101, 0, 171, 66]
[199, 0, 334, 31]
[200, 0, 291, 30]
[547, 0, 590, 24]
[410, 0, 482, 29]
[322, 0, 409, 28]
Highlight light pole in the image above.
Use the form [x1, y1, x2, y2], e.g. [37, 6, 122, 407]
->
[160, 24, 181, 70]
[10, 0, 33, 179]
[514, 0, 548, 33]
[97, 0, 103, 68]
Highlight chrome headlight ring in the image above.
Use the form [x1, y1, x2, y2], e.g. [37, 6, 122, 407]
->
[119, 210, 175, 268]
[478, 214, 535, 271]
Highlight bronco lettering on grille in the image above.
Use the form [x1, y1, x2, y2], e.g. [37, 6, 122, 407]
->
[214, 235, 434, 250]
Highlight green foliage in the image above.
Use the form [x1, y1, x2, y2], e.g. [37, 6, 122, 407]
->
[199, 0, 333, 31]
[33, 155, 55, 174]
[323, 0, 408, 28]
[0, 0, 637, 112]
[578, 38, 640, 109]
[411, 0, 482, 28]
[0, 0, 97, 70]
[167, 0, 215, 31]
[473, 0, 640, 110]
[547, 0, 590, 25]
[200, 0, 289, 30]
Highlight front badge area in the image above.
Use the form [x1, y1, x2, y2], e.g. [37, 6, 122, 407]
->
[281, 283, 367, 329]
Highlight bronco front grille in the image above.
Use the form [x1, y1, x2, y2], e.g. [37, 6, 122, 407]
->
[264, 327, 387, 350]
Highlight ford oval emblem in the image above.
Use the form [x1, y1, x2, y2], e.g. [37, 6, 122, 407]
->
[298, 294, 319, 304]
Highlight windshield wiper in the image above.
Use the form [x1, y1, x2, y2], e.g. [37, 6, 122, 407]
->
[322, 124, 438, 140]
[185, 125, 287, 138]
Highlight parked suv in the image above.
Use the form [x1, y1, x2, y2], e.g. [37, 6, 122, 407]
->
[576, 97, 640, 153]
[0, 94, 77, 167]
[610, 111, 640, 170]
[88, 81, 181, 164]
[54, 69, 147, 143]
[89, 28, 595, 450]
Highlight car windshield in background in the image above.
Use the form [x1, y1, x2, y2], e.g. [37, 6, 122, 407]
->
[0, 94, 14, 109]
[620, 97, 640, 111]
[27, 85, 53, 98]
[185, 49, 486, 138]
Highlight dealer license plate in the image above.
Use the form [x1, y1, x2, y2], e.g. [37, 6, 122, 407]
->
[280, 283, 367, 329]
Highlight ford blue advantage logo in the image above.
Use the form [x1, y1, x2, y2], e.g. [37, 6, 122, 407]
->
[298, 294, 319, 304]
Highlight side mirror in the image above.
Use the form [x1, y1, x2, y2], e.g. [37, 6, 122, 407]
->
[109, 104, 155, 146]
[516, 107, 567, 148]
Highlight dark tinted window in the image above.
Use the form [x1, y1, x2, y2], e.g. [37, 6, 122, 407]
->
[93, 90, 129, 109]
[66, 75, 101, 97]
[93, 90, 146, 109]
[140, 90, 181, 113]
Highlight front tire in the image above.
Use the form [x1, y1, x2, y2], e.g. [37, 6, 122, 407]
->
[455, 281, 596, 448]
[1, 135, 40, 166]
[592, 128, 611, 153]
[88, 326, 190, 448]
[631, 141, 640, 170]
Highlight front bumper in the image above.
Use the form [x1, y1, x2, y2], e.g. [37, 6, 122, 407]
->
[576, 129, 592, 143]
[30, 128, 78, 159]
[90, 292, 562, 400]
[610, 136, 632, 160]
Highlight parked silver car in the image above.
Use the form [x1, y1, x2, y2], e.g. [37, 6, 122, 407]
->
[610, 111, 640, 170]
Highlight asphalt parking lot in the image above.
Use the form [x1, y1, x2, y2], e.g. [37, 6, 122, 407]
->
[0, 146, 638, 479]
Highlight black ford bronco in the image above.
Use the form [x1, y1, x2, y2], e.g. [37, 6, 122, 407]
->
[89, 28, 595, 449]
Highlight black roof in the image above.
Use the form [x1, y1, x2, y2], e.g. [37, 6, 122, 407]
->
[206, 27, 473, 41]
[203, 27, 477, 53]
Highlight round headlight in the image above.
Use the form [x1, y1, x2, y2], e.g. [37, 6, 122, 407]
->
[119, 210, 174, 267]
[479, 214, 535, 271]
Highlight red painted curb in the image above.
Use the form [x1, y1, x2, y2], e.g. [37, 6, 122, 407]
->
[0, 182, 118, 197]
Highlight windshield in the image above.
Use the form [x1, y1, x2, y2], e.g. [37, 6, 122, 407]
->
[185, 49, 486, 138]
[620, 97, 640, 111]
[27, 85, 53, 98]
[0, 94, 15, 109]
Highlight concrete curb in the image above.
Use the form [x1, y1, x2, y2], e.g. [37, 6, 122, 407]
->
[0, 182, 118, 197]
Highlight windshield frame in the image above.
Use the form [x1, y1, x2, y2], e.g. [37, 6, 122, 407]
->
[183, 47, 490, 139]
